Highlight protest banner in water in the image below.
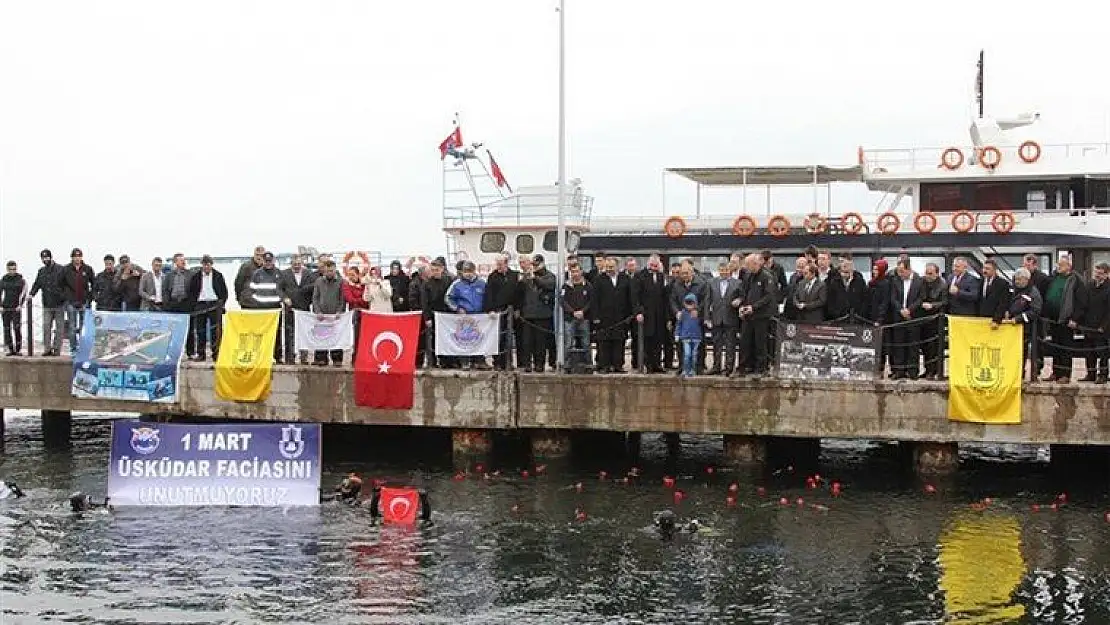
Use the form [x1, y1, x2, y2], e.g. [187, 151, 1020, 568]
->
[107, 420, 322, 506]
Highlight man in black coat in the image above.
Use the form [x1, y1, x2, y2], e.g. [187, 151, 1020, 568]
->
[669, 260, 710, 374]
[662, 262, 682, 369]
[278, 254, 317, 364]
[482, 254, 521, 370]
[946, 257, 980, 316]
[888, 259, 925, 379]
[420, 260, 453, 368]
[782, 256, 807, 321]
[918, 263, 948, 379]
[592, 257, 635, 373]
[977, 259, 1012, 323]
[825, 257, 869, 321]
[737, 254, 777, 377]
[633, 254, 670, 373]
[187, 255, 229, 361]
[93, 254, 122, 312]
[1023, 253, 1052, 375]
[1081, 262, 1109, 384]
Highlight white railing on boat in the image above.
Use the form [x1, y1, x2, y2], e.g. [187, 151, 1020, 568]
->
[862, 142, 1110, 173]
[443, 193, 595, 230]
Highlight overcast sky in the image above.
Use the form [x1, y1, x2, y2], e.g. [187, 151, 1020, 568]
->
[2, 0, 1109, 269]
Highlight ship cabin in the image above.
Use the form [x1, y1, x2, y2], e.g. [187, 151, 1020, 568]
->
[579, 115, 1110, 282]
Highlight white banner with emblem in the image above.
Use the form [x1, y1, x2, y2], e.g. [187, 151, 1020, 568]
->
[434, 312, 501, 356]
[293, 311, 355, 352]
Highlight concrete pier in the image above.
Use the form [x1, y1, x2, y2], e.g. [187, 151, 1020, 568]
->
[4, 358, 1110, 475]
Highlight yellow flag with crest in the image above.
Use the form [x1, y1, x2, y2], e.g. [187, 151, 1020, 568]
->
[947, 315, 1023, 424]
[214, 310, 280, 402]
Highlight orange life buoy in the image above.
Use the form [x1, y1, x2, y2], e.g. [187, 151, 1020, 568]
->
[876, 212, 901, 235]
[342, 251, 372, 275]
[803, 212, 828, 234]
[913, 211, 938, 234]
[979, 146, 1002, 169]
[940, 147, 964, 170]
[991, 210, 1016, 234]
[663, 216, 687, 239]
[732, 215, 757, 237]
[1018, 140, 1041, 164]
[951, 210, 976, 233]
[767, 215, 791, 238]
[841, 212, 865, 235]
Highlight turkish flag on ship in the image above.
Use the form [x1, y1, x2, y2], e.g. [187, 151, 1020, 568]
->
[438, 126, 463, 160]
[354, 311, 422, 409]
[380, 486, 420, 524]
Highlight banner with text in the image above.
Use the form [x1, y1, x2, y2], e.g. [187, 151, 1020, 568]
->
[434, 312, 501, 356]
[293, 310, 354, 352]
[72, 310, 189, 402]
[947, 316, 1023, 424]
[775, 321, 881, 381]
[108, 420, 321, 506]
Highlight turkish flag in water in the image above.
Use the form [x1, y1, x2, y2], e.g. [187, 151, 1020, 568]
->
[354, 311, 422, 409]
[380, 487, 420, 525]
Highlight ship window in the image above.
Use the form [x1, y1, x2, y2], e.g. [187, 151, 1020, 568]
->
[515, 234, 534, 255]
[480, 232, 506, 253]
[1027, 190, 1047, 211]
[542, 230, 581, 252]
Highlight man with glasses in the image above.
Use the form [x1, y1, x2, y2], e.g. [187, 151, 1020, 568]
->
[58, 248, 96, 355]
[28, 249, 65, 356]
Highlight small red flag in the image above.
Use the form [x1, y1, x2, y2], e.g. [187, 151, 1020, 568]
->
[380, 486, 420, 524]
[354, 311, 422, 409]
[487, 150, 511, 192]
[438, 126, 463, 160]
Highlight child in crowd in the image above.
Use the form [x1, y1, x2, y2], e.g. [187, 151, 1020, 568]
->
[674, 293, 702, 378]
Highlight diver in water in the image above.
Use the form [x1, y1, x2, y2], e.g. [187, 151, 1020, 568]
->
[320, 473, 363, 504]
[69, 492, 111, 513]
[367, 486, 433, 526]
[653, 510, 703, 539]
[1, 481, 26, 499]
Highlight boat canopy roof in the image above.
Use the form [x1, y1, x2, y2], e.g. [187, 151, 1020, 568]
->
[666, 165, 863, 186]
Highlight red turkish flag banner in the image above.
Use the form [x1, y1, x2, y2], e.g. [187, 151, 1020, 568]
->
[380, 487, 420, 525]
[354, 311, 422, 409]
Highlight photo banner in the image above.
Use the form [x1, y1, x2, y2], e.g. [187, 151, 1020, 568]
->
[71, 310, 189, 402]
[107, 420, 322, 506]
[775, 321, 881, 381]
[293, 310, 354, 352]
[434, 312, 500, 356]
[947, 315, 1023, 424]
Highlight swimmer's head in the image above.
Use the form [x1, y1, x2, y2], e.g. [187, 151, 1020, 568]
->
[2, 481, 24, 499]
[686, 519, 701, 532]
[69, 492, 90, 513]
[339, 474, 363, 500]
[655, 510, 677, 537]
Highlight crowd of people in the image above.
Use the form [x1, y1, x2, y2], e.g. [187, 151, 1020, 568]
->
[1, 245, 1108, 384]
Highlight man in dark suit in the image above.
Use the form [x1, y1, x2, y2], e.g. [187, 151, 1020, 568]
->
[889, 259, 925, 379]
[917, 262, 948, 379]
[978, 259, 1012, 323]
[669, 260, 710, 374]
[946, 257, 980, 316]
[633, 255, 669, 373]
[1022, 253, 1052, 377]
[706, 262, 741, 374]
[592, 257, 635, 373]
[791, 263, 827, 324]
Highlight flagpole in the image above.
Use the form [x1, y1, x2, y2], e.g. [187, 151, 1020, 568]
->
[554, 0, 567, 370]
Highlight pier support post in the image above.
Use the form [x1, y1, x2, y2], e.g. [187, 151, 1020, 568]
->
[912, 441, 959, 476]
[625, 432, 642, 462]
[531, 429, 572, 461]
[724, 435, 767, 466]
[1050, 444, 1109, 476]
[452, 429, 492, 471]
[665, 432, 681, 458]
[41, 409, 72, 449]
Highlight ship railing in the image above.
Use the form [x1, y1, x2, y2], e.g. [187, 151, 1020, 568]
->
[862, 142, 1110, 173]
[442, 193, 594, 229]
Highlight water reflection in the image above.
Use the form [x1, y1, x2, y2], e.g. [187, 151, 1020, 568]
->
[939, 512, 1026, 623]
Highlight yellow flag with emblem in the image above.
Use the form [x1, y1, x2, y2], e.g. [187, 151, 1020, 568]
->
[214, 310, 280, 402]
[947, 316, 1023, 424]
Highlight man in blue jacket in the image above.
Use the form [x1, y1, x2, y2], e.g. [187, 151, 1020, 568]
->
[445, 261, 489, 369]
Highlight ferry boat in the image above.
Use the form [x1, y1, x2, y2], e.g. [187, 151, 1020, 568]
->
[442, 56, 1110, 281]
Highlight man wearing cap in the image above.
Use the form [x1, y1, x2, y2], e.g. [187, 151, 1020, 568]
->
[113, 255, 143, 312]
[57, 248, 96, 355]
[235, 246, 266, 308]
[93, 254, 122, 312]
[519, 254, 557, 372]
[28, 249, 66, 356]
[245, 251, 286, 363]
[187, 255, 228, 361]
